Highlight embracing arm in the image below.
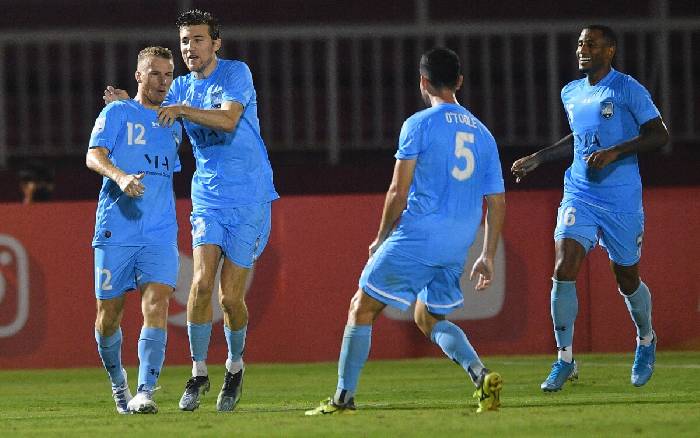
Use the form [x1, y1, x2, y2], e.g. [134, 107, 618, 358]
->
[157, 101, 244, 133]
[470, 192, 506, 291]
[368, 158, 417, 257]
[585, 117, 669, 169]
[86, 147, 145, 198]
[511, 133, 573, 182]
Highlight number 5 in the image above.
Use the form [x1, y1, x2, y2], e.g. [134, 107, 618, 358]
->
[452, 131, 475, 181]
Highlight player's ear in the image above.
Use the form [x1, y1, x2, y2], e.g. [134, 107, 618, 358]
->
[455, 75, 464, 92]
[135, 70, 142, 83]
[213, 38, 222, 53]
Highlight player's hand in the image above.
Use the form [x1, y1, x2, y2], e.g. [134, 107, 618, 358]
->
[103, 86, 130, 104]
[584, 147, 620, 169]
[157, 105, 184, 127]
[469, 255, 494, 291]
[117, 173, 146, 198]
[368, 236, 385, 258]
[511, 153, 541, 183]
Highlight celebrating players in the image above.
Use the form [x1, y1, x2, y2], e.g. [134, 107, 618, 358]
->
[88, 46, 182, 414]
[511, 25, 669, 391]
[306, 47, 506, 415]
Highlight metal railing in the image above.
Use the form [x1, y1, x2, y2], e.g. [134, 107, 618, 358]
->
[0, 18, 698, 167]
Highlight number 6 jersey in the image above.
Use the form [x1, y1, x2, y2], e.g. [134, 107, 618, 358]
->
[88, 99, 182, 247]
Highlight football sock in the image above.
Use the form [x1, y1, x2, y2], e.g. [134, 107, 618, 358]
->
[558, 346, 573, 363]
[187, 321, 212, 376]
[430, 320, 484, 386]
[137, 326, 167, 391]
[621, 280, 653, 345]
[95, 327, 124, 387]
[334, 325, 372, 405]
[551, 278, 578, 361]
[224, 324, 247, 368]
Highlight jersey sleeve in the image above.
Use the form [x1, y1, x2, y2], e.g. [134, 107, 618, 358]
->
[395, 117, 423, 159]
[88, 103, 125, 153]
[480, 127, 505, 196]
[221, 62, 254, 108]
[623, 76, 661, 126]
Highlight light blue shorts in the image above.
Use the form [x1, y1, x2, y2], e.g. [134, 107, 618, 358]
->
[554, 197, 644, 266]
[93, 244, 179, 300]
[359, 242, 464, 315]
[190, 203, 272, 269]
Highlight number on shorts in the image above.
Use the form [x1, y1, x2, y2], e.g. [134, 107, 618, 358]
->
[560, 206, 576, 226]
[452, 131, 475, 181]
[98, 268, 113, 291]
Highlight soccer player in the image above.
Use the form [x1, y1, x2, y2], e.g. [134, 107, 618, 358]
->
[511, 25, 669, 391]
[87, 46, 182, 414]
[105, 9, 278, 412]
[305, 48, 506, 415]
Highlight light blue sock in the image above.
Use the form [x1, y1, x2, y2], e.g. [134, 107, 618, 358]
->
[551, 279, 578, 350]
[187, 321, 212, 362]
[430, 320, 484, 384]
[334, 325, 372, 405]
[95, 327, 124, 387]
[224, 324, 247, 363]
[622, 280, 653, 340]
[137, 326, 167, 391]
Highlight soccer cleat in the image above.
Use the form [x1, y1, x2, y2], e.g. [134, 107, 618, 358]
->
[112, 368, 133, 415]
[179, 376, 210, 411]
[473, 370, 503, 413]
[304, 397, 357, 416]
[540, 359, 578, 392]
[127, 386, 158, 414]
[216, 368, 244, 412]
[631, 333, 657, 387]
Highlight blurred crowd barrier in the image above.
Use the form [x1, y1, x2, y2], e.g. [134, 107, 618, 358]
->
[0, 188, 698, 369]
[1, 18, 699, 167]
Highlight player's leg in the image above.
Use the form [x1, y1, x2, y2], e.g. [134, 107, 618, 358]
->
[179, 243, 220, 411]
[542, 199, 597, 391]
[306, 289, 385, 416]
[601, 210, 655, 386]
[416, 269, 502, 412]
[215, 203, 271, 412]
[306, 244, 422, 416]
[93, 246, 137, 414]
[215, 258, 250, 412]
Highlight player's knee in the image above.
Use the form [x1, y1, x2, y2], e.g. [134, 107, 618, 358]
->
[219, 293, 244, 315]
[553, 260, 578, 281]
[95, 309, 120, 335]
[414, 306, 441, 338]
[347, 290, 377, 325]
[190, 277, 215, 302]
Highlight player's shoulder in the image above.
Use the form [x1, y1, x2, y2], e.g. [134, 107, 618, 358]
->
[561, 77, 586, 96]
[219, 58, 251, 75]
[100, 100, 131, 117]
[610, 69, 649, 94]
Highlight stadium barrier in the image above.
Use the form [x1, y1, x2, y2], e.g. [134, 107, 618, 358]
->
[0, 187, 698, 369]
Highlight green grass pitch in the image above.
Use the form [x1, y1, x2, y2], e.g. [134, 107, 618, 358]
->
[1, 352, 698, 437]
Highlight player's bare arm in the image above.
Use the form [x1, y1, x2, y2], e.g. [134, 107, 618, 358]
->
[369, 158, 416, 257]
[86, 147, 145, 198]
[158, 100, 243, 132]
[511, 133, 573, 182]
[470, 192, 505, 291]
[584, 117, 669, 169]
[103, 86, 130, 105]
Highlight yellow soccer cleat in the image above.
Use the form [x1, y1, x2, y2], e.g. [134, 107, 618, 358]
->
[473, 371, 503, 413]
[304, 397, 356, 416]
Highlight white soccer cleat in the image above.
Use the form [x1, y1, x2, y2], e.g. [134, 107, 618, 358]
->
[127, 388, 158, 414]
[112, 368, 133, 415]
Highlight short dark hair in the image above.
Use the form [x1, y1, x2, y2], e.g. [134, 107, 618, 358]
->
[585, 24, 617, 47]
[419, 47, 461, 89]
[176, 9, 220, 40]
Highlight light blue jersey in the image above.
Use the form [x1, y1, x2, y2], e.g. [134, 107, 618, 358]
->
[389, 103, 505, 269]
[561, 68, 660, 213]
[163, 59, 278, 209]
[89, 100, 182, 247]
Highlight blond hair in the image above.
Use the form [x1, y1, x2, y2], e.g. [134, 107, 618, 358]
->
[137, 46, 173, 67]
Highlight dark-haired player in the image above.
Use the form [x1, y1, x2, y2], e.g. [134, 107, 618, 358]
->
[306, 47, 506, 415]
[511, 25, 669, 391]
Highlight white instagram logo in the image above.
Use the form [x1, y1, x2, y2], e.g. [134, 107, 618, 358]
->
[0, 234, 30, 338]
